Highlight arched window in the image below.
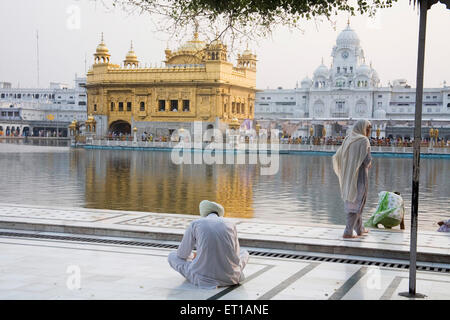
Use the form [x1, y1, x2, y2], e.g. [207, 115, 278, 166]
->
[111, 102, 114, 111]
[314, 100, 324, 116]
[356, 100, 367, 115]
[140, 101, 145, 111]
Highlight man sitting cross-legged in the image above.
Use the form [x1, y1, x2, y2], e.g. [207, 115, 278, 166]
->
[168, 200, 249, 289]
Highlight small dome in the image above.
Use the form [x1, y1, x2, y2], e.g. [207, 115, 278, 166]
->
[242, 48, 252, 56]
[301, 76, 313, 88]
[314, 63, 329, 78]
[96, 42, 109, 54]
[96, 33, 109, 54]
[210, 38, 224, 49]
[374, 109, 386, 119]
[372, 69, 379, 80]
[229, 117, 241, 130]
[124, 42, 139, 66]
[356, 63, 371, 76]
[126, 50, 137, 60]
[126, 49, 137, 61]
[336, 24, 360, 47]
[179, 32, 206, 52]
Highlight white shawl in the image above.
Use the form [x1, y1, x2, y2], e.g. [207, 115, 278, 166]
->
[332, 120, 371, 203]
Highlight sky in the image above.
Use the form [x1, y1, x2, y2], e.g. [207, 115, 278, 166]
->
[0, 0, 449, 90]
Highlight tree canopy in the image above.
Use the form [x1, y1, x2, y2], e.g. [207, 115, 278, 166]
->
[113, 0, 399, 45]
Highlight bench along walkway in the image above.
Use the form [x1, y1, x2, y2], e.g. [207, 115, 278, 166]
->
[0, 203, 448, 264]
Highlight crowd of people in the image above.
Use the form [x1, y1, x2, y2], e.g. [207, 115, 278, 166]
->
[106, 131, 173, 142]
[279, 135, 449, 147]
[103, 129, 449, 148]
[0, 128, 64, 137]
[0, 128, 21, 137]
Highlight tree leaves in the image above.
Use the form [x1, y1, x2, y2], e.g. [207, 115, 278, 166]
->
[113, 0, 398, 47]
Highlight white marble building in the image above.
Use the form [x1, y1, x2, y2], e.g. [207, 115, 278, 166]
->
[255, 23, 450, 139]
[0, 77, 87, 136]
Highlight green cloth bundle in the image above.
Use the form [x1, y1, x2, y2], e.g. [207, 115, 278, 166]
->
[364, 191, 405, 229]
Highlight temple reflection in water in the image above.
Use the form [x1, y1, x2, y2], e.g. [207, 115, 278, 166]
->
[83, 150, 256, 218]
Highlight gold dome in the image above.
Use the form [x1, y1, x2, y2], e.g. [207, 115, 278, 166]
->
[126, 51, 137, 60]
[69, 119, 78, 130]
[86, 115, 96, 123]
[229, 118, 241, 130]
[94, 33, 111, 64]
[125, 41, 138, 60]
[242, 43, 253, 56]
[96, 42, 109, 54]
[178, 32, 206, 52]
[124, 41, 139, 67]
[96, 33, 109, 54]
[209, 37, 224, 49]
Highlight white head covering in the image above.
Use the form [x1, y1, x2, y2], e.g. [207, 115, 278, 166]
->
[332, 120, 371, 203]
[199, 200, 225, 217]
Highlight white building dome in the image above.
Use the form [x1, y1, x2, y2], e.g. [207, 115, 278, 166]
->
[374, 109, 387, 119]
[372, 69, 379, 80]
[336, 25, 360, 47]
[356, 63, 371, 76]
[313, 63, 329, 78]
[301, 76, 313, 88]
[371, 70, 380, 86]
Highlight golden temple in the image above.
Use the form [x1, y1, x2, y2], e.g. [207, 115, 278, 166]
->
[85, 33, 257, 137]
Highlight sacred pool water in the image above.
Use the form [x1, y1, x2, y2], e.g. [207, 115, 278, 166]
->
[0, 146, 448, 231]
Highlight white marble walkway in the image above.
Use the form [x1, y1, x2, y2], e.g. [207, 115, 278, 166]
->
[0, 235, 449, 300]
[0, 203, 448, 261]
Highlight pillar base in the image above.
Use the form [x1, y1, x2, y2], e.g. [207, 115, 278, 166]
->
[398, 291, 427, 299]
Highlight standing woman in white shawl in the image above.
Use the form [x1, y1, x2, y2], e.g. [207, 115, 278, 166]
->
[332, 120, 372, 238]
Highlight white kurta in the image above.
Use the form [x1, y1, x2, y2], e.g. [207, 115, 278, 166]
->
[168, 214, 249, 289]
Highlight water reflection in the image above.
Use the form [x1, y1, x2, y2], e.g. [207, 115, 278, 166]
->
[83, 150, 256, 218]
[0, 148, 448, 231]
[0, 137, 70, 147]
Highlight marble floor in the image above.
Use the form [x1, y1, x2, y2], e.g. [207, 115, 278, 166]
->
[0, 234, 449, 300]
[0, 203, 449, 259]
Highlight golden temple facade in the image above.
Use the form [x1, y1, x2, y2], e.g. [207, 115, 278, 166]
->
[85, 33, 257, 137]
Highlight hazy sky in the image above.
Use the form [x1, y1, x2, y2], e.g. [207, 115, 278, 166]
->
[0, 0, 449, 89]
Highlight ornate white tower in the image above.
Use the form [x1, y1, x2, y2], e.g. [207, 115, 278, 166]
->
[330, 21, 365, 88]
